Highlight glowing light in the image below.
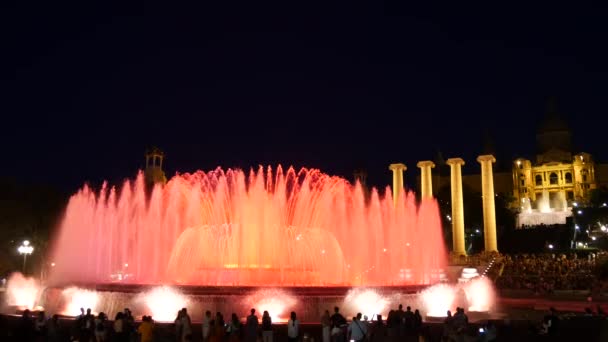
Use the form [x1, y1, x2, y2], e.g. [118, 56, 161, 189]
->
[516, 160, 521, 166]
[475, 229, 480, 233]
[244, 289, 297, 322]
[344, 288, 390, 320]
[601, 226, 607, 232]
[124, 263, 129, 268]
[591, 236, 596, 241]
[51, 262, 56, 267]
[548, 244, 554, 249]
[420, 284, 455, 317]
[62, 287, 99, 316]
[578, 210, 583, 215]
[603, 203, 607, 207]
[463, 277, 495, 312]
[382, 248, 387, 252]
[573, 202, 578, 207]
[138, 286, 188, 322]
[6, 273, 40, 310]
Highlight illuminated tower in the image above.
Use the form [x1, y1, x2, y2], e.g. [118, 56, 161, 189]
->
[389, 163, 407, 206]
[144, 147, 167, 187]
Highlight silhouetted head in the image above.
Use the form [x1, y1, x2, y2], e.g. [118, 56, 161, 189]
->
[263, 311, 269, 318]
[87, 308, 91, 315]
[334, 307, 339, 313]
[356, 313, 362, 320]
[206, 311, 211, 317]
[406, 306, 411, 312]
[251, 309, 255, 315]
[398, 304, 403, 310]
[447, 310, 452, 317]
[291, 312, 296, 321]
[376, 314, 383, 323]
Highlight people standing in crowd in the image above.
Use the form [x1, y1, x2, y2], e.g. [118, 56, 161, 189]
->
[245, 308, 259, 342]
[347, 313, 367, 342]
[228, 313, 242, 342]
[413, 309, 423, 339]
[34, 311, 46, 339]
[94, 312, 108, 342]
[47, 314, 61, 342]
[261, 310, 273, 342]
[287, 311, 300, 342]
[210, 312, 226, 342]
[180, 308, 193, 342]
[369, 314, 386, 342]
[114, 312, 126, 342]
[330, 306, 346, 342]
[138, 315, 155, 342]
[321, 309, 331, 342]
[202, 310, 212, 342]
[175, 310, 183, 341]
[17, 309, 34, 342]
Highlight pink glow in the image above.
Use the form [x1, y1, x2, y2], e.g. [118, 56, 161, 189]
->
[463, 277, 495, 312]
[49, 166, 446, 286]
[5, 273, 40, 310]
[420, 283, 455, 317]
[243, 289, 297, 323]
[138, 286, 188, 322]
[344, 288, 390, 320]
[61, 287, 99, 316]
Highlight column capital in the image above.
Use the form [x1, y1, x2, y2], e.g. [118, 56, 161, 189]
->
[446, 158, 465, 166]
[477, 154, 496, 163]
[416, 160, 435, 169]
[389, 163, 407, 171]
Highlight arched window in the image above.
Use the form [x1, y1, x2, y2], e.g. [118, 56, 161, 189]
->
[535, 174, 543, 186]
[582, 169, 588, 182]
[550, 172, 558, 185]
[565, 172, 572, 183]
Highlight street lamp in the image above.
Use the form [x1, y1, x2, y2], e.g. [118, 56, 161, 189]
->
[17, 240, 34, 273]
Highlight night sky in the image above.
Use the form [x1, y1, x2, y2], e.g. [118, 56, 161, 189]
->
[2, 3, 607, 193]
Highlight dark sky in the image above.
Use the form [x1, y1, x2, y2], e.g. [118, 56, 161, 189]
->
[1, 3, 607, 192]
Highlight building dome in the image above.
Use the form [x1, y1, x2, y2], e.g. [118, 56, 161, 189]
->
[536, 98, 572, 163]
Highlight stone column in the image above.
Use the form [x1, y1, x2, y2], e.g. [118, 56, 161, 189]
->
[477, 154, 498, 252]
[389, 163, 407, 206]
[417, 161, 435, 198]
[446, 158, 466, 256]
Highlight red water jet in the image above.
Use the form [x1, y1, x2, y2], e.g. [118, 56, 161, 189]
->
[50, 166, 446, 286]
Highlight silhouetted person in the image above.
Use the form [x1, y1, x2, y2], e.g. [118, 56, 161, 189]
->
[245, 308, 259, 342]
[47, 314, 61, 342]
[321, 310, 331, 342]
[34, 311, 46, 339]
[203, 310, 212, 342]
[17, 309, 34, 342]
[94, 312, 108, 342]
[330, 306, 347, 342]
[287, 312, 300, 342]
[228, 313, 241, 342]
[261, 310, 273, 342]
[369, 314, 386, 342]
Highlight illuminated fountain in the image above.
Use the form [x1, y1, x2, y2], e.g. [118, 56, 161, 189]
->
[5, 273, 41, 311]
[49, 166, 446, 287]
[14, 165, 452, 321]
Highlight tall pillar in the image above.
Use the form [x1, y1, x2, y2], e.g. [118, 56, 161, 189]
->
[446, 158, 466, 256]
[417, 161, 435, 198]
[477, 155, 498, 252]
[389, 163, 407, 206]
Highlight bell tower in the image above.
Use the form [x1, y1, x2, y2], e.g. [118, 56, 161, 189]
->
[144, 147, 167, 187]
